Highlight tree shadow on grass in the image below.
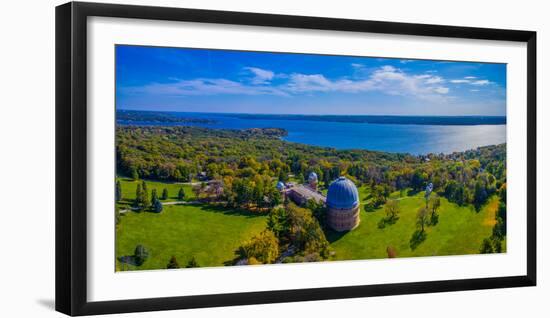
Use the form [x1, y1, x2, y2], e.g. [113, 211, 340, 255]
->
[377, 216, 399, 229]
[118, 255, 139, 266]
[363, 204, 378, 213]
[409, 230, 427, 250]
[429, 214, 439, 226]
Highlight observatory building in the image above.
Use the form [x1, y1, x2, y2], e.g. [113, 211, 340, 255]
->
[277, 172, 325, 206]
[276, 173, 360, 232]
[326, 176, 360, 231]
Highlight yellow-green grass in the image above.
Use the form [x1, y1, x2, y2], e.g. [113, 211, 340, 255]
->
[328, 188, 502, 260]
[116, 177, 196, 209]
[116, 204, 267, 270]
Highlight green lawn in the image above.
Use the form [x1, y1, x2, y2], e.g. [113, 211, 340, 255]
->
[116, 178, 502, 270]
[116, 204, 267, 270]
[328, 188, 501, 260]
[116, 177, 196, 209]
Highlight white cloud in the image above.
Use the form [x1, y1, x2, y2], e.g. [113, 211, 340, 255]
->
[126, 78, 288, 97]
[425, 76, 444, 84]
[450, 79, 471, 83]
[434, 87, 450, 94]
[471, 80, 491, 86]
[243, 67, 274, 85]
[450, 77, 492, 86]
[351, 63, 364, 68]
[125, 65, 450, 100]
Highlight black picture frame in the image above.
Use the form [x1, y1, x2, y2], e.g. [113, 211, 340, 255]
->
[55, 1, 537, 316]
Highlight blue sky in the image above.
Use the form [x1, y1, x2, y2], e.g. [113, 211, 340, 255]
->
[116, 45, 506, 116]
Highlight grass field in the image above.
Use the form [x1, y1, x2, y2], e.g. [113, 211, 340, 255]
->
[328, 188, 502, 260]
[116, 177, 196, 209]
[115, 178, 502, 271]
[116, 204, 267, 270]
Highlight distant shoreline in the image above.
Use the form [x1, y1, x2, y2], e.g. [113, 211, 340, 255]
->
[117, 110, 506, 126]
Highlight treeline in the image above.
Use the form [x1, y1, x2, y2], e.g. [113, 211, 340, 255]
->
[116, 126, 506, 214]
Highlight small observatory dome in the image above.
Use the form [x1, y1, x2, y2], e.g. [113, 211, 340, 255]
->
[308, 172, 318, 183]
[276, 181, 285, 191]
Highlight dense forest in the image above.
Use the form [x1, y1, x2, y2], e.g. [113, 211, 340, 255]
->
[116, 125, 507, 262]
[117, 125, 505, 209]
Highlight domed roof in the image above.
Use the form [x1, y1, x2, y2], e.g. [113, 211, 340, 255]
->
[327, 176, 359, 209]
[276, 181, 285, 190]
[308, 172, 318, 182]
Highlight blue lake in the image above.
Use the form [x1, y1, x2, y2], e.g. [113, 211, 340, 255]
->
[117, 112, 506, 155]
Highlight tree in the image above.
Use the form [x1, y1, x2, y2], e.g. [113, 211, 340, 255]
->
[474, 179, 488, 211]
[416, 206, 429, 233]
[150, 189, 158, 207]
[161, 188, 169, 200]
[428, 194, 441, 225]
[370, 185, 387, 208]
[115, 180, 122, 202]
[384, 199, 400, 221]
[237, 230, 280, 264]
[178, 187, 185, 201]
[130, 166, 139, 180]
[134, 183, 143, 209]
[286, 203, 330, 258]
[153, 199, 163, 213]
[186, 256, 200, 268]
[267, 208, 290, 243]
[480, 238, 494, 254]
[134, 245, 149, 266]
[141, 181, 150, 208]
[166, 256, 180, 269]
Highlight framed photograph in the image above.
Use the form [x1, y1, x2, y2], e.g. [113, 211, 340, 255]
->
[56, 1, 536, 316]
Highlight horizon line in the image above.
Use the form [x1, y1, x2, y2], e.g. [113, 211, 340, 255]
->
[117, 108, 506, 118]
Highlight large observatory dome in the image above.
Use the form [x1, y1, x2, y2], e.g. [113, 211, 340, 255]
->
[326, 176, 359, 210]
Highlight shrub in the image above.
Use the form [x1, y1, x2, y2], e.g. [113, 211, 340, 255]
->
[166, 256, 180, 269]
[134, 245, 149, 266]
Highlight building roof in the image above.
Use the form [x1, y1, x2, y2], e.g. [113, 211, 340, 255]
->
[327, 176, 359, 209]
[289, 184, 326, 203]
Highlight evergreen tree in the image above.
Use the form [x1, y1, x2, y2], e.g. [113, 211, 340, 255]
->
[150, 189, 158, 208]
[167, 256, 180, 269]
[186, 256, 200, 268]
[161, 188, 169, 200]
[134, 245, 149, 266]
[178, 187, 185, 201]
[141, 181, 150, 208]
[130, 166, 139, 180]
[153, 199, 163, 213]
[115, 180, 122, 202]
[134, 184, 143, 209]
